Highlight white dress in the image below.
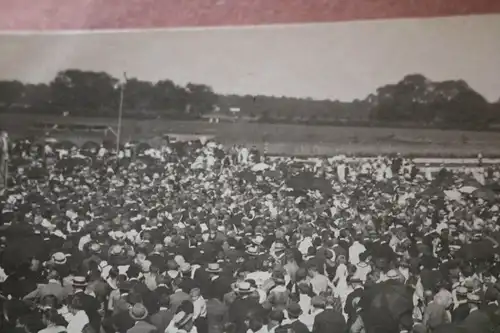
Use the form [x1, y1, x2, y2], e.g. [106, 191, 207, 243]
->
[334, 263, 349, 303]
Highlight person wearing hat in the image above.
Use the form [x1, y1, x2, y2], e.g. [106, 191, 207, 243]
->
[228, 282, 262, 333]
[282, 303, 308, 333]
[313, 291, 347, 333]
[72, 276, 101, 332]
[451, 286, 470, 323]
[461, 294, 493, 333]
[344, 276, 364, 324]
[267, 309, 285, 333]
[206, 263, 232, 301]
[127, 303, 157, 333]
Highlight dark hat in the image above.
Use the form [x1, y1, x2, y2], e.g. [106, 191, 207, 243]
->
[287, 302, 303, 318]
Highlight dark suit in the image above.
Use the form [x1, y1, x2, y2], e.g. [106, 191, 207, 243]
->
[312, 308, 346, 333]
[206, 298, 229, 333]
[126, 320, 158, 333]
[484, 302, 500, 327]
[169, 289, 191, 313]
[149, 308, 174, 333]
[452, 302, 470, 323]
[461, 309, 493, 333]
[148, 253, 166, 271]
[74, 290, 101, 332]
[284, 319, 310, 333]
[210, 275, 233, 299]
[180, 276, 198, 293]
[229, 297, 262, 333]
[344, 287, 364, 321]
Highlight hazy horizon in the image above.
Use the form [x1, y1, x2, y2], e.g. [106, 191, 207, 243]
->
[0, 14, 499, 102]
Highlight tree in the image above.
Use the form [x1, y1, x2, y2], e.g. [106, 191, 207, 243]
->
[185, 83, 218, 117]
[0, 80, 24, 108]
[123, 78, 155, 110]
[152, 80, 189, 115]
[50, 69, 118, 114]
[367, 74, 491, 129]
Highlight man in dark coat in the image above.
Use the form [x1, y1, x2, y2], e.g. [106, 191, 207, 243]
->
[229, 282, 263, 333]
[150, 292, 174, 333]
[282, 303, 309, 333]
[461, 294, 493, 333]
[72, 276, 102, 332]
[169, 276, 191, 313]
[206, 263, 233, 300]
[344, 277, 364, 324]
[312, 294, 346, 333]
[452, 287, 470, 324]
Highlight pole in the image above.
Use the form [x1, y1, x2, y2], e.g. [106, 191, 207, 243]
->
[116, 72, 127, 154]
[1, 133, 7, 191]
[116, 84, 124, 153]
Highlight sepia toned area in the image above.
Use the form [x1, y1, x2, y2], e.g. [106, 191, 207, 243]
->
[1, 15, 500, 157]
[1, 14, 500, 333]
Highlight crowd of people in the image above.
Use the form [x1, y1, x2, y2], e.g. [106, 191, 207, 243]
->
[1, 133, 500, 333]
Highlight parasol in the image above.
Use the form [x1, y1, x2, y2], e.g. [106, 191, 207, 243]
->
[53, 140, 77, 151]
[444, 190, 463, 202]
[251, 163, 270, 172]
[458, 186, 477, 194]
[81, 141, 100, 151]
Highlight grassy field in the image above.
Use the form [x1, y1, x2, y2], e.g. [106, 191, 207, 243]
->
[3, 113, 500, 157]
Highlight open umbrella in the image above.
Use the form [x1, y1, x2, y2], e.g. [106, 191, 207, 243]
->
[81, 141, 100, 151]
[53, 140, 77, 151]
[444, 190, 463, 203]
[251, 163, 270, 172]
[458, 186, 477, 194]
[135, 142, 151, 154]
[472, 188, 497, 202]
[360, 281, 414, 333]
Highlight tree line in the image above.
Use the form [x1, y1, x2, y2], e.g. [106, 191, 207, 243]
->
[0, 69, 499, 130]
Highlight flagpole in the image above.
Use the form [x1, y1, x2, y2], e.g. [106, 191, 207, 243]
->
[116, 72, 127, 154]
[1, 131, 8, 191]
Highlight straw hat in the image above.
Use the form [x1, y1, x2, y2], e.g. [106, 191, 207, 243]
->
[129, 303, 149, 321]
[206, 263, 223, 273]
[52, 252, 67, 265]
[72, 276, 88, 288]
[234, 281, 255, 294]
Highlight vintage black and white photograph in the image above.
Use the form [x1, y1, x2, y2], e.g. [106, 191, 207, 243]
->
[1, 13, 500, 333]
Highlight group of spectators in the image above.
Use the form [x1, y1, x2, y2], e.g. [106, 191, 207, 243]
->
[0, 134, 500, 333]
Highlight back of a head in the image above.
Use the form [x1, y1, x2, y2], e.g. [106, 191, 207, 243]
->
[268, 309, 285, 324]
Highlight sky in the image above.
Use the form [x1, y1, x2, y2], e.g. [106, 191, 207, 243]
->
[0, 14, 499, 102]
